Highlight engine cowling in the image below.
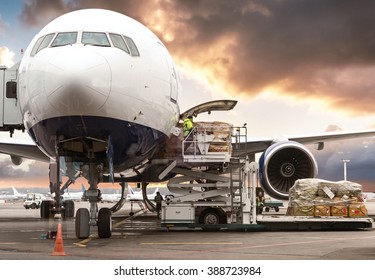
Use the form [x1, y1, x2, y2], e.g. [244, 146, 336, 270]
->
[259, 141, 318, 200]
[10, 155, 23, 166]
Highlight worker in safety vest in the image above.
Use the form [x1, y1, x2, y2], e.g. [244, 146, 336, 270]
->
[256, 190, 265, 214]
[154, 191, 163, 219]
[183, 116, 193, 137]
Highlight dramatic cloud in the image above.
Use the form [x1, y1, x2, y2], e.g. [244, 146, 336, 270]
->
[19, 0, 375, 115]
[19, 0, 69, 27]
[0, 157, 48, 178]
[308, 137, 375, 192]
[0, 46, 15, 67]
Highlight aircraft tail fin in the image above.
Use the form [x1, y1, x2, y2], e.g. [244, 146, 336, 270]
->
[12, 187, 20, 196]
[129, 187, 134, 195]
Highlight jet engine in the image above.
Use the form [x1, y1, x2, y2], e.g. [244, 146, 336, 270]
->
[10, 155, 23, 166]
[259, 141, 318, 200]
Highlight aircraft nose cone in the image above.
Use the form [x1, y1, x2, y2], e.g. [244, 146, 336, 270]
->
[44, 46, 111, 114]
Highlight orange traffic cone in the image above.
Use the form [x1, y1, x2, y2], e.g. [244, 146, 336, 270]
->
[52, 223, 66, 256]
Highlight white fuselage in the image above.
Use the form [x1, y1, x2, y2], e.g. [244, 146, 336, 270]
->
[18, 9, 181, 172]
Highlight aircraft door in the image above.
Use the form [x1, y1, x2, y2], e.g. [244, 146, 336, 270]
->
[158, 43, 179, 103]
[170, 66, 178, 103]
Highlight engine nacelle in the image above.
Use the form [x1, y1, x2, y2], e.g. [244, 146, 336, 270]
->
[259, 141, 318, 200]
[10, 155, 23, 166]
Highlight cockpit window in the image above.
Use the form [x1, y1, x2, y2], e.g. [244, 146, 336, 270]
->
[30, 36, 44, 56]
[82, 32, 110, 47]
[51, 32, 78, 47]
[37, 33, 55, 52]
[109, 33, 130, 54]
[123, 36, 140, 56]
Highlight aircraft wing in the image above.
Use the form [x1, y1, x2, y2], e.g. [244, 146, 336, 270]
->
[232, 129, 375, 156]
[1, 129, 374, 163]
[0, 142, 50, 162]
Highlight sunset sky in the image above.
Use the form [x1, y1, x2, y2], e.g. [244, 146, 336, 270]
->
[1, 0, 375, 191]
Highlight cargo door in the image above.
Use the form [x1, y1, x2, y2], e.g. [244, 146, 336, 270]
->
[180, 100, 238, 120]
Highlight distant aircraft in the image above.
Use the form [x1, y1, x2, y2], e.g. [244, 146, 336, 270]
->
[101, 191, 123, 203]
[12, 187, 27, 200]
[0, 9, 374, 238]
[127, 186, 160, 201]
[62, 184, 86, 201]
[0, 186, 26, 201]
[363, 192, 375, 202]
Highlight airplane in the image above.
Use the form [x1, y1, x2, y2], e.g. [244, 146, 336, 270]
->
[127, 186, 160, 201]
[363, 192, 375, 202]
[12, 186, 27, 200]
[0, 8, 375, 238]
[62, 184, 86, 201]
[100, 192, 122, 203]
[0, 186, 26, 201]
[100, 184, 129, 203]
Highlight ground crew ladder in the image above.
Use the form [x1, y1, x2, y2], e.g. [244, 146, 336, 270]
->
[230, 158, 243, 223]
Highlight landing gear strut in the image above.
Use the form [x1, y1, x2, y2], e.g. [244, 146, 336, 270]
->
[41, 160, 76, 219]
[75, 162, 112, 239]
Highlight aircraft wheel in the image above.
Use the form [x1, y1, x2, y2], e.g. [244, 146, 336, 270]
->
[40, 200, 52, 219]
[75, 208, 90, 239]
[63, 200, 75, 218]
[98, 208, 112, 238]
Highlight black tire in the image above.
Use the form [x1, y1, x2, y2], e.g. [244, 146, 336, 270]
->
[31, 203, 36, 209]
[98, 208, 112, 238]
[63, 200, 75, 218]
[40, 200, 52, 219]
[265, 207, 270, 212]
[75, 208, 90, 239]
[275, 207, 280, 212]
[199, 208, 223, 232]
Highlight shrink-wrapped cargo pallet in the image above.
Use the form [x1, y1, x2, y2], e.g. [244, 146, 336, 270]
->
[195, 122, 232, 153]
[163, 121, 233, 158]
[287, 179, 367, 217]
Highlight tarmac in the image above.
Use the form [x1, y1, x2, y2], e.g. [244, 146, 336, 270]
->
[0, 200, 375, 260]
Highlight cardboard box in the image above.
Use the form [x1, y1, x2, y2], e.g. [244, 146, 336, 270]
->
[314, 205, 330, 217]
[293, 205, 314, 216]
[348, 204, 367, 217]
[331, 205, 348, 217]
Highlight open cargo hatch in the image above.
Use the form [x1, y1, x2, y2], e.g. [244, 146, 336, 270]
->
[180, 100, 237, 120]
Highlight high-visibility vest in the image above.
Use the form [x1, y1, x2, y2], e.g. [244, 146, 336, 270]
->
[256, 196, 265, 207]
[183, 118, 193, 137]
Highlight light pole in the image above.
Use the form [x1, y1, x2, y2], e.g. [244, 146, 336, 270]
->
[342, 159, 350, 181]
